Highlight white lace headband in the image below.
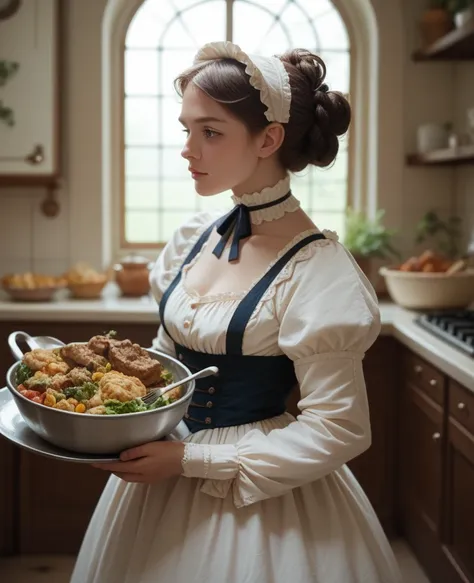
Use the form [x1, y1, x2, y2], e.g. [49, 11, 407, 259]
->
[193, 41, 291, 124]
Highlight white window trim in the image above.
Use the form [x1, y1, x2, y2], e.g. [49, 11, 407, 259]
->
[102, 0, 403, 264]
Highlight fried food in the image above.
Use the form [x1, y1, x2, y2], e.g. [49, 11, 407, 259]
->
[108, 340, 164, 387]
[60, 344, 108, 371]
[1, 272, 66, 289]
[23, 349, 67, 373]
[396, 249, 458, 273]
[65, 262, 107, 285]
[98, 371, 146, 402]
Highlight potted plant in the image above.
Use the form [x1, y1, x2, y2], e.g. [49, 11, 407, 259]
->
[344, 208, 400, 284]
[419, 0, 454, 49]
[415, 210, 462, 259]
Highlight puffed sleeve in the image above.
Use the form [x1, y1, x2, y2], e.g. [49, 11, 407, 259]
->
[149, 211, 218, 356]
[181, 241, 381, 508]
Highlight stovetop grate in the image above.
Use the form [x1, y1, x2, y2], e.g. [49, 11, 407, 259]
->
[415, 310, 474, 356]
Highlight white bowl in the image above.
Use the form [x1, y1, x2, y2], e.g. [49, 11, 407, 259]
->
[379, 267, 474, 309]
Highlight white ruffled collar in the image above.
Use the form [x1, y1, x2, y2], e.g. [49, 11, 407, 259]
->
[231, 175, 300, 225]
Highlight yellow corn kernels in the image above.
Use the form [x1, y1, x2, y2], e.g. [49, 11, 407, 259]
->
[92, 372, 104, 382]
[75, 403, 86, 413]
[43, 393, 56, 407]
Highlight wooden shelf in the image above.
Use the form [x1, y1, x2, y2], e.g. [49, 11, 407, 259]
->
[0, 174, 60, 188]
[406, 144, 474, 166]
[413, 18, 474, 61]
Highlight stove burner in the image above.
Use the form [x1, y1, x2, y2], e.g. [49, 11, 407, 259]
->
[415, 310, 474, 356]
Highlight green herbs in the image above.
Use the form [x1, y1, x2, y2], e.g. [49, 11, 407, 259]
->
[104, 399, 148, 415]
[16, 363, 33, 385]
[161, 369, 173, 384]
[63, 382, 98, 402]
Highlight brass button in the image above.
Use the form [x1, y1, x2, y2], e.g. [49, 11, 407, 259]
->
[183, 320, 190, 329]
[205, 417, 212, 424]
[206, 401, 213, 408]
[208, 387, 216, 394]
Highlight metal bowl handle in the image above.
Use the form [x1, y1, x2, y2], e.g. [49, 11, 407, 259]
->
[8, 331, 35, 361]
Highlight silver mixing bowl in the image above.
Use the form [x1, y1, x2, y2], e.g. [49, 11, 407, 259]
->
[6, 349, 194, 454]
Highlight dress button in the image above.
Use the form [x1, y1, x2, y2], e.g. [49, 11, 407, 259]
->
[183, 320, 190, 329]
[206, 401, 213, 408]
[190, 303, 197, 309]
[205, 417, 212, 425]
[208, 387, 216, 394]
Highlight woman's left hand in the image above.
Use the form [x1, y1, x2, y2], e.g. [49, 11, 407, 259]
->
[92, 441, 185, 483]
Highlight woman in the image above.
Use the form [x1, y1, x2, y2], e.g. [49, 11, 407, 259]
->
[71, 41, 401, 583]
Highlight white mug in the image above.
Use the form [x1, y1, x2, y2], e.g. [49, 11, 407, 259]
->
[417, 123, 449, 153]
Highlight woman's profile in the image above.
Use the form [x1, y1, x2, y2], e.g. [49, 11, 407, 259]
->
[71, 41, 402, 583]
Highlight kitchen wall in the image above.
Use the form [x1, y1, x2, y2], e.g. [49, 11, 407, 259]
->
[454, 62, 474, 253]
[0, 0, 471, 277]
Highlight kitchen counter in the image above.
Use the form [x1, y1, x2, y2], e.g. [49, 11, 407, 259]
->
[0, 283, 473, 392]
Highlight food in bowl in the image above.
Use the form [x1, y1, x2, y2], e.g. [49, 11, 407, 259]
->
[394, 250, 464, 273]
[64, 262, 108, 298]
[14, 332, 180, 415]
[1, 272, 67, 301]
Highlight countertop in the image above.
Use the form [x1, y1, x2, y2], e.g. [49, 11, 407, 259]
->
[1, 284, 473, 392]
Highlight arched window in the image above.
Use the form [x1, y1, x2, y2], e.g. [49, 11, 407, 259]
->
[121, 0, 351, 248]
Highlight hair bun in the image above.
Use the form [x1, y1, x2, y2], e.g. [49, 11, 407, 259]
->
[279, 48, 351, 170]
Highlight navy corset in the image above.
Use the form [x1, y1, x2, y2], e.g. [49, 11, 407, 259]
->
[159, 222, 326, 434]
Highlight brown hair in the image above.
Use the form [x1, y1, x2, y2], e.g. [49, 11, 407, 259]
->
[174, 49, 351, 172]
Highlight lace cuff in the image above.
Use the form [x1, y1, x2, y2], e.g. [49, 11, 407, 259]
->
[181, 442, 240, 480]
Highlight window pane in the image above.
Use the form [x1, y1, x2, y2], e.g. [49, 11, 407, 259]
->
[125, 180, 159, 211]
[162, 180, 198, 210]
[125, 50, 159, 95]
[126, 1, 175, 48]
[161, 147, 188, 179]
[123, 0, 351, 246]
[125, 97, 159, 145]
[126, 148, 159, 178]
[126, 211, 159, 243]
[161, 97, 186, 145]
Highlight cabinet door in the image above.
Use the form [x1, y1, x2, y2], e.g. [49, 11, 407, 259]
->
[445, 418, 474, 581]
[19, 451, 108, 554]
[0, 0, 59, 177]
[400, 383, 443, 535]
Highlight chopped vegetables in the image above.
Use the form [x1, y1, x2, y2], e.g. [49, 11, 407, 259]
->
[16, 363, 33, 385]
[63, 382, 98, 402]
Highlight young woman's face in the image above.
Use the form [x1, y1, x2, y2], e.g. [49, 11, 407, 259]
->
[179, 83, 262, 196]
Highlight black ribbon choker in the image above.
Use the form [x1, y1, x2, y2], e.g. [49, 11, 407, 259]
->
[212, 191, 293, 262]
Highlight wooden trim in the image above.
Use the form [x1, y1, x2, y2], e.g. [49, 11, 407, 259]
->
[406, 144, 474, 166]
[0, 174, 60, 187]
[413, 18, 474, 61]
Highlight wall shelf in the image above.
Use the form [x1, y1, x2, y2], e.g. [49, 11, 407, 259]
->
[413, 18, 474, 61]
[406, 144, 474, 166]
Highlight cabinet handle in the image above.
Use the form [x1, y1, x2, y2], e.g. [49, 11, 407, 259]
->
[432, 432, 441, 441]
[429, 379, 437, 387]
[457, 402, 466, 411]
[414, 365, 423, 374]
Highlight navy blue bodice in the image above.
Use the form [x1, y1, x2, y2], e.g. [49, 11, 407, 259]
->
[159, 222, 325, 433]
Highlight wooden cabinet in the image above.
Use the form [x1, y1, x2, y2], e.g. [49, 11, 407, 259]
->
[0, 0, 60, 181]
[445, 380, 474, 580]
[398, 350, 474, 583]
[0, 319, 158, 556]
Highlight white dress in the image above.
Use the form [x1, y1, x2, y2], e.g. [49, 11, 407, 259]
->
[71, 185, 402, 583]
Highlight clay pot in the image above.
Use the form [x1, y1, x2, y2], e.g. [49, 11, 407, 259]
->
[419, 9, 453, 49]
[114, 254, 153, 297]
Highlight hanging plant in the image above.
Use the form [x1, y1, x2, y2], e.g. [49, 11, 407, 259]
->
[0, 59, 19, 127]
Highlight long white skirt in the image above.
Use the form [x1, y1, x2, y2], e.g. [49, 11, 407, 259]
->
[71, 414, 402, 583]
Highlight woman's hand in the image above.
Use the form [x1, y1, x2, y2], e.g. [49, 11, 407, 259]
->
[92, 441, 185, 483]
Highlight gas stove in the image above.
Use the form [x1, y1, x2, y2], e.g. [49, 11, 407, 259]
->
[415, 310, 474, 356]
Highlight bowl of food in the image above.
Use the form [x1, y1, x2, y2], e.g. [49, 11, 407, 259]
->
[64, 262, 108, 299]
[1, 273, 67, 302]
[380, 251, 474, 309]
[6, 331, 196, 454]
